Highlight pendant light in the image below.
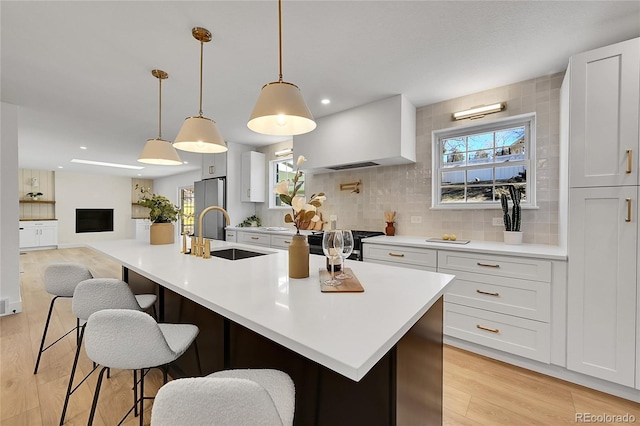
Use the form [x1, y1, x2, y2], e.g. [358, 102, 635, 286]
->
[247, 0, 316, 136]
[173, 27, 227, 153]
[138, 69, 183, 165]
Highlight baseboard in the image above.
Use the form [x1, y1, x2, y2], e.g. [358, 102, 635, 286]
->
[444, 336, 640, 403]
[0, 300, 22, 317]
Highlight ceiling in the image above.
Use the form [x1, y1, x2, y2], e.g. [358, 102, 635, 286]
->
[2, 1, 639, 179]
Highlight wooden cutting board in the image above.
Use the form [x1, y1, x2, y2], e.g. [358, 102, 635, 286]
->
[319, 268, 364, 292]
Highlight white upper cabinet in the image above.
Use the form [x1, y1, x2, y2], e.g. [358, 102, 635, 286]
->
[568, 37, 640, 188]
[202, 152, 227, 179]
[241, 151, 265, 202]
[293, 94, 416, 173]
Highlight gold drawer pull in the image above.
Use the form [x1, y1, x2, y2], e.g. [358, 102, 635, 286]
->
[477, 262, 499, 268]
[477, 324, 500, 334]
[251, 236, 260, 240]
[476, 289, 500, 297]
[388, 252, 405, 257]
[626, 198, 632, 222]
[284, 240, 291, 244]
[627, 149, 633, 174]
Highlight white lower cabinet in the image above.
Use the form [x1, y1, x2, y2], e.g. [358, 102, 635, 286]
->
[439, 250, 552, 363]
[234, 230, 296, 250]
[132, 219, 151, 241]
[362, 243, 436, 271]
[270, 235, 294, 249]
[19, 221, 58, 249]
[567, 186, 638, 387]
[225, 230, 237, 242]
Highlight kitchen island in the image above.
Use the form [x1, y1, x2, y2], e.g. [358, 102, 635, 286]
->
[88, 239, 454, 425]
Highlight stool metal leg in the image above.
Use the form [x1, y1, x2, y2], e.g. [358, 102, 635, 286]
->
[133, 369, 139, 417]
[139, 368, 145, 426]
[34, 296, 59, 374]
[60, 324, 86, 425]
[87, 366, 109, 426]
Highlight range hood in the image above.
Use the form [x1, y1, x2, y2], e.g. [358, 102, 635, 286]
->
[293, 94, 416, 173]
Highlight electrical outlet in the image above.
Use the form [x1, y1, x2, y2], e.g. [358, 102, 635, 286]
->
[492, 217, 503, 227]
[410, 216, 422, 224]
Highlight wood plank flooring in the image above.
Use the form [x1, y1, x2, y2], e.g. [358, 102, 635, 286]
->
[2, 247, 639, 425]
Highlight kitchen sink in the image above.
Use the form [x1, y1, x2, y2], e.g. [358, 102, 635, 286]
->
[209, 248, 268, 260]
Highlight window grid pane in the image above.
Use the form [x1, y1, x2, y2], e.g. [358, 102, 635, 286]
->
[436, 122, 530, 206]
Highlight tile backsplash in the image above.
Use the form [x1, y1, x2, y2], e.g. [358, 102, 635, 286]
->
[257, 72, 563, 245]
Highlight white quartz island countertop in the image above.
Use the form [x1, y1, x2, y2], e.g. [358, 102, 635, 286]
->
[88, 239, 454, 382]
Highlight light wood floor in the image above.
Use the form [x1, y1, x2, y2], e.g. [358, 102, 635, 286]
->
[1, 248, 639, 425]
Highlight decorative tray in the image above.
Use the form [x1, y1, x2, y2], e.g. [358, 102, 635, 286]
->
[318, 268, 364, 293]
[425, 238, 470, 244]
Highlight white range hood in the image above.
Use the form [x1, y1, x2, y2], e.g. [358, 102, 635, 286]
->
[293, 94, 416, 173]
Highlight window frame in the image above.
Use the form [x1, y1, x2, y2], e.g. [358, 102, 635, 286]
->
[431, 113, 537, 210]
[268, 156, 303, 209]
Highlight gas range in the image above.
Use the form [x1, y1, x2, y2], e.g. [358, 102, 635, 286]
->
[307, 230, 385, 261]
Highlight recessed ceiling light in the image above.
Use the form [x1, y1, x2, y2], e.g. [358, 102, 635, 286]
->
[71, 159, 144, 170]
[183, 161, 189, 164]
[58, 166, 63, 169]
[321, 99, 330, 105]
[80, 146, 87, 150]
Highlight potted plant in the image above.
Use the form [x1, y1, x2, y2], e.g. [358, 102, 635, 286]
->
[135, 184, 181, 245]
[26, 192, 44, 200]
[500, 186, 523, 245]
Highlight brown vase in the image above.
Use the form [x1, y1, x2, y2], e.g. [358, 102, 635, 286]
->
[288, 234, 309, 278]
[385, 222, 396, 236]
[150, 223, 175, 245]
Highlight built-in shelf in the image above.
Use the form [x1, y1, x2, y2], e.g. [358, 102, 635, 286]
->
[20, 200, 56, 204]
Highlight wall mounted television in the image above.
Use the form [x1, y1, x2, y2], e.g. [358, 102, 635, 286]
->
[76, 208, 114, 233]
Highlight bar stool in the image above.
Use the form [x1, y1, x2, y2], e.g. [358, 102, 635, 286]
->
[84, 309, 199, 426]
[34, 263, 93, 374]
[59, 278, 158, 425]
[151, 369, 295, 426]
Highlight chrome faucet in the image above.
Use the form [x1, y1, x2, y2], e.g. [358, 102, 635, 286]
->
[195, 206, 231, 258]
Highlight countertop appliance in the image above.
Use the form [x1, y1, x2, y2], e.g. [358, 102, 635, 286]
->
[307, 230, 385, 261]
[194, 177, 227, 241]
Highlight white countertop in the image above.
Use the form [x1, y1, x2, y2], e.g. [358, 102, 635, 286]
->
[362, 235, 567, 261]
[87, 239, 453, 382]
[226, 226, 313, 236]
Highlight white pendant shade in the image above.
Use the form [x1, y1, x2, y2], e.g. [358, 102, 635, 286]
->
[173, 116, 227, 153]
[248, 81, 316, 136]
[138, 138, 182, 165]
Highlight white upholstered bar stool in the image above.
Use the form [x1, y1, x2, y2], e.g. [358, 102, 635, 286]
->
[34, 263, 93, 374]
[84, 308, 199, 426]
[151, 369, 295, 426]
[59, 278, 158, 425]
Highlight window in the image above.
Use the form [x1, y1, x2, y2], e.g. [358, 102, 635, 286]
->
[179, 186, 195, 235]
[432, 114, 536, 209]
[269, 156, 305, 208]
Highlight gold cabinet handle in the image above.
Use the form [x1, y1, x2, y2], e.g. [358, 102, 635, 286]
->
[626, 198, 632, 222]
[477, 262, 499, 268]
[388, 252, 405, 257]
[477, 324, 500, 334]
[251, 236, 260, 240]
[627, 149, 633, 174]
[476, 289, 500, 297]
[284, 240, 291, 244]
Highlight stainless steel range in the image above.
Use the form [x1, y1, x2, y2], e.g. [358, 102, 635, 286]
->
[307, 230, 385, 261]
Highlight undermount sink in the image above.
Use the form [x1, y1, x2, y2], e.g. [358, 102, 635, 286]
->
[209, 248, 268, 260]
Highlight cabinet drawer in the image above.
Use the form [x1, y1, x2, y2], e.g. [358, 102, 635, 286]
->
[238, 232, 270, 247]
[270, 235, 294, 249]
[444, 303, 550, 363]
[363, 244, 437, 268]
[225, 231, 237, 242]
[441, 270, 550, 322]
[438, 251, 551, 282]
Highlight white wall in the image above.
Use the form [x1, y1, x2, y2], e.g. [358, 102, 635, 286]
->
[0, 102, 22, 315]
[56, 172, 133, 247]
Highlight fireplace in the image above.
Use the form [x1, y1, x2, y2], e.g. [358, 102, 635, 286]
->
[76, 209, 114, 233]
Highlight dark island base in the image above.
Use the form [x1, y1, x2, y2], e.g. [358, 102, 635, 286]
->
[126, 268, 443, 425]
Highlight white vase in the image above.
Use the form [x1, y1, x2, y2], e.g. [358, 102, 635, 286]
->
[503, 231, 523, 245]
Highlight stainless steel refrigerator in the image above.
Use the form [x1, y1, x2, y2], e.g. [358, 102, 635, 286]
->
[194, 177, 226, 240]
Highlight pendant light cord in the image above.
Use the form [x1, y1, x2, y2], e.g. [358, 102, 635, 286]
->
[199, 38, 204, 117]
[278, 0, 283, 83]
[158, 75, 163, 139]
